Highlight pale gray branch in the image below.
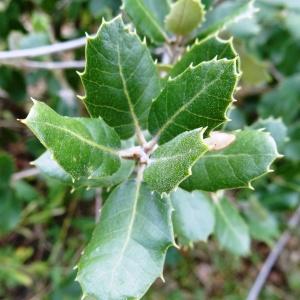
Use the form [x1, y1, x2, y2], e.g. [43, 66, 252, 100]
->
[247, 205, 300, 300]
[0, 36, 86, 60]
[12, 167, 40, 182]
[1, 60, 85, 70]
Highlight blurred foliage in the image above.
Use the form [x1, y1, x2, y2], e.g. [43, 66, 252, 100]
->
[0, 0, 300, 299]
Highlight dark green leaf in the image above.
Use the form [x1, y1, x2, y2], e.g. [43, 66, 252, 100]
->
[170, 36, 238, 78]
[80, 16, 161, 139]
[149, 58, 239, 144]
[0, 152, 14, 189]
[181, 130, 280, 191]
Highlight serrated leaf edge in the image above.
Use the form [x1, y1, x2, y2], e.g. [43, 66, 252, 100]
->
[78, 15, 159, 140]
[22, 99, 120, 182]
[75, 181, 177, 300]
[148, 128, 209, 196]
[154, 57, 240, 141]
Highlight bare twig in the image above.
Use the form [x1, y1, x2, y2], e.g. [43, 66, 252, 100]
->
[12, 167, 40, 182]
[0, 37, 86, 60]
[247, 205, 300, 300]
[1, 60, 85, 70]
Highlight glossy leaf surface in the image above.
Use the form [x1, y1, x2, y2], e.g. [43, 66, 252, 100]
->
[149, 58, 239, 144]
[170, 36, 238, 77]
[81, 16, 161, 139]
[181, 130, 280, 191]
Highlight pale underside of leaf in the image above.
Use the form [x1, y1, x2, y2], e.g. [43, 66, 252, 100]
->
[33, 151, 135, 189]
[80, 16, 161, 139]
[181, 129, 280, 192]
[23, 101, 121, 180]
[148, 58, 239, 144]
[144, 128, 208, 194]
[214, 197, 250, 256]
[171, 188, 215, 245]
[77, 180, 175, 300]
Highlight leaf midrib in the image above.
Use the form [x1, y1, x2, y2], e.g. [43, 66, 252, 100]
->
[174, 0, 188, 33]
[117, 43, 142, 136]
[108, 180, 142, 294]
[155, 64, 229, 138]
[28, 120, 118, 155]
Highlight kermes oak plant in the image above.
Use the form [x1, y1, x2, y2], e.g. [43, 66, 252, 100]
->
[21, 0, 281, 299]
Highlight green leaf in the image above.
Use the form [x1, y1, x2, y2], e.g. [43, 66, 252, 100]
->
[238, 45, 270, 86]
[244, 198, 279, 246]
[0, 190, 21, 236]
[123, 0, 170, 43]
[181, 129, 280, 192]
[148, 58, 239, 144]
[171, 188, 215, 245]
[258, 74, 300, 124]
[23, 101, 121, 181]
[144, 129, 208, 194]
[193, 0, 256, 40]
[0, 152, 14, 189]
[251, 117, 288, 151]
[165, 0, 205, 36]
[170, 36, 238, 78]
[284, 122, 300, 162]
[80, 16, 161, 139]
[34, 151, 135, 189]
[77, 179, 175, 300]
[214, 197, 250, 256]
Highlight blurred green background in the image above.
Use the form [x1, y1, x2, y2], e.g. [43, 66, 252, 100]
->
[0, 0, 300, 299]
